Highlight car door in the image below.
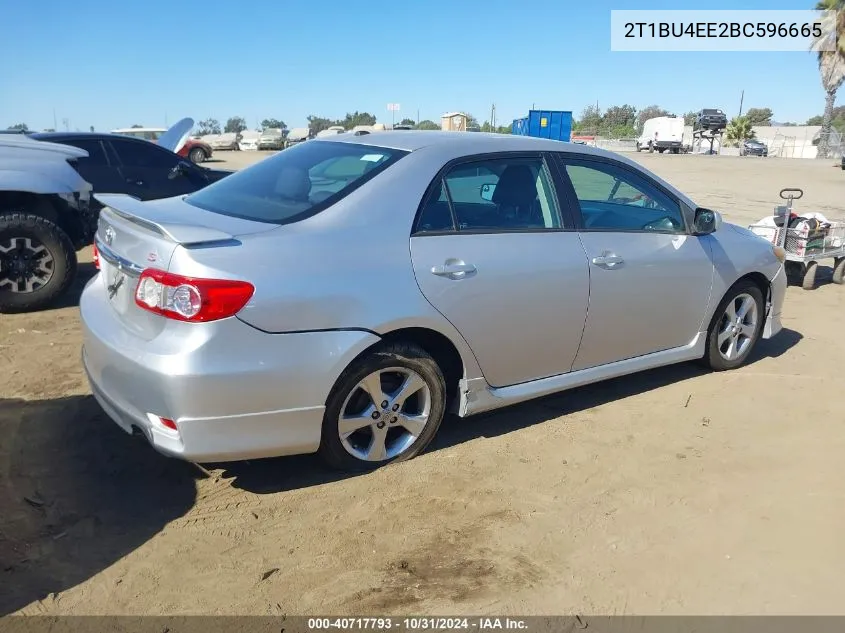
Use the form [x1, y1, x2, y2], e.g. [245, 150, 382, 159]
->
[107, 137, 208, 201]
[410, 153, 590, 388]
[554, 155, 715, 371]
[58, 138, 125, 196]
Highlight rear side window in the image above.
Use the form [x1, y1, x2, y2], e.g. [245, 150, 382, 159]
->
[185, 141, 407, 224]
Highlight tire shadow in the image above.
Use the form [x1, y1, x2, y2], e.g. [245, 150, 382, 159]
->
[221, 328, 803, 495]
[0, 395, 198, 615]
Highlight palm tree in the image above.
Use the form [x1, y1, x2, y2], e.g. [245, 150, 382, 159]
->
[725, 116, 756, 145]
[812, 0, 845, 158]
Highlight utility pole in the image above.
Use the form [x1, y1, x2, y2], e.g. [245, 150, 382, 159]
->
[53, 109, 58, 131]
[62, 118, 69, 132]
[738, 90, 744, 118]
[416, 109, 419, 125]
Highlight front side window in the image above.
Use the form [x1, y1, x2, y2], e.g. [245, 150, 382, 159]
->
[416, 156, 561, 233]
[185, 141, 406, 224]
[562, 160, 685, 233]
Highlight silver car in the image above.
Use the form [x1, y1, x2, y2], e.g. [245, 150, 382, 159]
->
[81, 132, 787, 471]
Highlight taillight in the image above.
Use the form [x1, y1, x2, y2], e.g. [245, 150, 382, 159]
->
[134, 269, 254, 322]
[92, 243, 100, 270]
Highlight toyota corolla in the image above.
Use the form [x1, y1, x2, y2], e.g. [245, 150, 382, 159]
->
[80, 132, 786, 471]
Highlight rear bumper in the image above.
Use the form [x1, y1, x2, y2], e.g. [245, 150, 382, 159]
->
[763, 264, 786, 339]
[80, 276, 380, 463]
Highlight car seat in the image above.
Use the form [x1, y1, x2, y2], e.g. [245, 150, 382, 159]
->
[490, 164, 544, 228]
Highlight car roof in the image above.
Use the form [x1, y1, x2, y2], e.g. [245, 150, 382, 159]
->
[320, 131, 699, 210]
[31, 131, 142, 142]
[322, 130, 615, 155]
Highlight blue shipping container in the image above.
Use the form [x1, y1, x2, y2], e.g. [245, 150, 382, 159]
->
[527, 110, 572, 142]
[511, 117, 528, 136]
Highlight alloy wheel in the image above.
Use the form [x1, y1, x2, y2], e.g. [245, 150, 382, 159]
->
[0, 236, 55, 293]
[716, 292, 759, 361]
[338, 367, 432, 462]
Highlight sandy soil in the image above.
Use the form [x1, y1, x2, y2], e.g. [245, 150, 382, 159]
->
[2, 151, 845, 616]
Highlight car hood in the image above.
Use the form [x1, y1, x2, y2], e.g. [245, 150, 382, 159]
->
[0, 134, 88, 160]
[157, 117, 194, 155]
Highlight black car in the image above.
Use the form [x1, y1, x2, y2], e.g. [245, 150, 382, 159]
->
[740, 139, 768, 157]
[841, 154, 844, 170]
[29, 132, 231, 207]
[694, 108, 728, 133]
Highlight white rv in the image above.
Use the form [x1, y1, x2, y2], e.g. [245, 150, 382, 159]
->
[637, 116, 685, 154]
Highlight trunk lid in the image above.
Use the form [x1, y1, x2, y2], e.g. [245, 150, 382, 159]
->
[93, 193, 277, 338]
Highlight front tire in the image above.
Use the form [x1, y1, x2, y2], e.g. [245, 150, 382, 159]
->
[318, 342, 447, 471]
[188, 147, 207, 164]
[702, 280, 765, 371]
[0, 213, 77, 313]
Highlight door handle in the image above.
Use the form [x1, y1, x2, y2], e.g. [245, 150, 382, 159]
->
[126, 178, 145, 186]
[431, 262, 477, 278]
[591, 252, 625, 269]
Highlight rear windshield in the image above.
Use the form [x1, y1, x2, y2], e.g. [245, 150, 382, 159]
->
[184, 141, 407, 224]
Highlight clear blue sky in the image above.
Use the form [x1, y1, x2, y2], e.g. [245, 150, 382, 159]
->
[0, 0, 838, 132]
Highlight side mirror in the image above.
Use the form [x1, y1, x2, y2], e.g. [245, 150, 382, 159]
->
[480, 183, 497, 202]
[168, 161, 191, 180]
[693, 207, 722, 235]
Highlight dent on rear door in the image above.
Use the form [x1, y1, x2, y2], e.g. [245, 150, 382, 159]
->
[410, 232, 590, 388]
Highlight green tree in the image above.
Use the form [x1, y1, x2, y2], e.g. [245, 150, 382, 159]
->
[130, 124, 143, 128]
[636, 105, 671, 130]
[260, 118, 286, 130]
[339, 111, 377, 128]
[399, 118, 416, 126]
[602, 104, 637, 128]
[224, 117, 247, 134]
[416, 119, 440, 130]
[575, 104, 602, 133]
[196, 118, 221, 135]
[811, 0, 845, 158]
[7, 122, 29, 131]
[683, 111, 697, 126]
[725, 116, 756, 145]
[745, 107, 774, 126]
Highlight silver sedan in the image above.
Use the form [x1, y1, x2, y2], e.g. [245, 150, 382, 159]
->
[80, 132, 787, 471]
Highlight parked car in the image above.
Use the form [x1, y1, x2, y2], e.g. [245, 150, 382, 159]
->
[285, 127, 310, 148]
[694, 109, 728, 133]
[840, 154, 844, 170]
[0, 134, 94, 312]
[0, 118, 231, 312]
[740, 139, 768, 157]
[111, 126, 213, 164]
[637, 116, 685, 154]
[29, 131, 231, 207]
[258, 128, 285, 150]
[80, 132, 786, 472]
[210, 133, 241, 151]
[238, 131, 260, 151]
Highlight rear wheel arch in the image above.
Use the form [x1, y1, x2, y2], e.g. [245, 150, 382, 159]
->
[333, 327, 466, 411]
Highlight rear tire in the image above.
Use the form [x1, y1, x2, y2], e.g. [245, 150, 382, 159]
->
[833, 258, 845, 285]
[318, 342, 447, 472]
[701, 280, 765, 371]
[0, 213, 77, 313]
[801, 261, 818, 290]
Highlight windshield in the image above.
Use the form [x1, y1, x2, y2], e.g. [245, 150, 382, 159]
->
[184, 141, 407, 224]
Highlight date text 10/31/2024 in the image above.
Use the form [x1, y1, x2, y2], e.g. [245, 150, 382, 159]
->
[306, 618, 529, 630]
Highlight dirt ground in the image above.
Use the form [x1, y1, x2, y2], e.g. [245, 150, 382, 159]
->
[2, 150, 845, 616]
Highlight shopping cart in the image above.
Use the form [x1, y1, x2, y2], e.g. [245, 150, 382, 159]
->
[748, 188, 845, 290]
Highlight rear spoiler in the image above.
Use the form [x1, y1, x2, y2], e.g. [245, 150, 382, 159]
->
[95, 193, 235, 246]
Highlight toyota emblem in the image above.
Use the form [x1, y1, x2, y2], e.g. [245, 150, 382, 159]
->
[104, 225, 116, 246]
